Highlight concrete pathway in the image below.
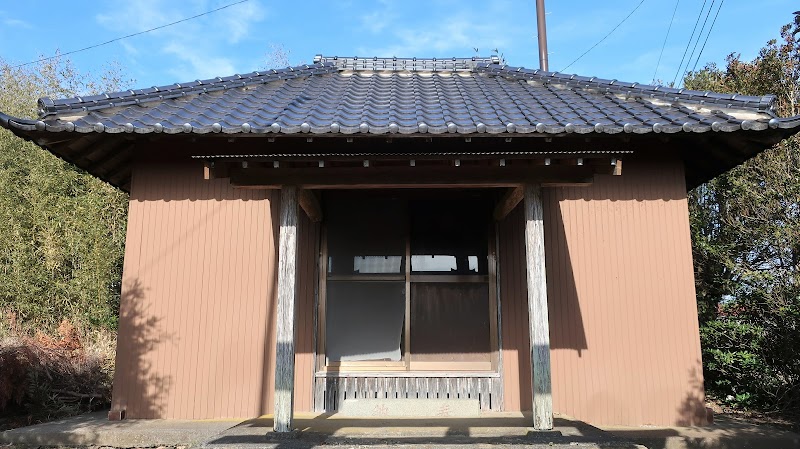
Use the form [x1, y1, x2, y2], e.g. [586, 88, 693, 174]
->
[1, 411, 798, 449]
[0, 412, 239, 447]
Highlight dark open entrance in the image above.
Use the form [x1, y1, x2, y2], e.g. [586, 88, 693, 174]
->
[321, 190, 495, 371]
[315, 189, 502, 411]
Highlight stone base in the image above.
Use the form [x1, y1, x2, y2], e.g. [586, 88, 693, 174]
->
[107, 409, 126, 421]
[526, 430, 564, 438]
[337, 398, 481, 417]
[268, 429, 303, 439]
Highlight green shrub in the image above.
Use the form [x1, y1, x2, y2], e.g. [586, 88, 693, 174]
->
[0, 56, 129, 332]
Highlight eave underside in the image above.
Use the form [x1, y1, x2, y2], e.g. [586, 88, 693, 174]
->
[5, 127, 798, 192]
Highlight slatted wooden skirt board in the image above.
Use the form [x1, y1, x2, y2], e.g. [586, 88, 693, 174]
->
[314, 376, 502, 412]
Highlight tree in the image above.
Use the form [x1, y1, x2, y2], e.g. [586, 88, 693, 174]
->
[0, 56, 130, 331]
[684, 25, 800, 414]
[264, 44, 293, 69]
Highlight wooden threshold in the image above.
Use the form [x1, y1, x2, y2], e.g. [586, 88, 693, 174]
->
[327, 274, 405, 281]
[409, 361, 493, 371]
[315, 371, 500, 378]
[409, 275, 489, 283]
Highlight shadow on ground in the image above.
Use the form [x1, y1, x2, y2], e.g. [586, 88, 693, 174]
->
[3, 411, 800, 449]
[202, 415, 635, 448]
[605, 415, 800, 449]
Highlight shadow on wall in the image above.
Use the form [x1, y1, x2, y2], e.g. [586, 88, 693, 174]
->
[257, 192, 281, 416]
[545, 194, 587, 353]
[676, 365, 708, 427]
[497, 202, 587, 412]
[111, 279, 173, 419]
[133, 161, 266, 203]
[578, 160, 687, 203]
[500, 159, 691, 414]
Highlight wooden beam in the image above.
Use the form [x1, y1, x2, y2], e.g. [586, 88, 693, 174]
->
[88, 145, 134, 178]
[613, 158, 623, 176]
[76, 139, 131, 169]
[274, 186, 299, 433]
[493, 186, 524, 221]
[102, 155, 133, 183]
[524, 184, 553, 431]
[298, 188, 323, 222]
[229, 165, 600, 189]
[209, 153, 628, 163]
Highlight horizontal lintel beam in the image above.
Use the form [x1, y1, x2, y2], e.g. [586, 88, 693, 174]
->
[228, 165, 609, 189]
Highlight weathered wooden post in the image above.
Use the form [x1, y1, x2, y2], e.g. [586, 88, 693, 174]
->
[524, 184, 553, 430]
[274, 186, 298, 432]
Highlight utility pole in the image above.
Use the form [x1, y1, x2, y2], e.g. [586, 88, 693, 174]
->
[536, 0, 549, 71]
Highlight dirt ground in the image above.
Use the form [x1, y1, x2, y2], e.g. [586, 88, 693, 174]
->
[706, 400, 799, 433]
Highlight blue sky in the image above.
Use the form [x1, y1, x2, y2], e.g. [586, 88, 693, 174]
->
[0, 0, 796, 91]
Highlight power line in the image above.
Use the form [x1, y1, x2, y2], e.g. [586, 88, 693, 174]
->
[561, 0, 647, 73]
[689, 0, 725, 75]
[681, 0, 717, 84]
[11, 0, 251, 69]
[671, 0, 708, 86]
[652, 0, 680, 84]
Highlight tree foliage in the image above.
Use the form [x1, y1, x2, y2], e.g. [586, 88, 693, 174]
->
[0, 56, 130, 331]
[684, 25, 800, 414]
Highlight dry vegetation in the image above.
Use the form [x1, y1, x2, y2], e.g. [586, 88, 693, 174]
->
[0, 312, 116, 431]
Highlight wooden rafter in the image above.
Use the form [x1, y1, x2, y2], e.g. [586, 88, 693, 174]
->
[298, 188, 323, 222]
[493, 186, 525, 221]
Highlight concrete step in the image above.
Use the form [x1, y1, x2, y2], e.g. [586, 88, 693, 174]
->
[337, 398, 481, 417]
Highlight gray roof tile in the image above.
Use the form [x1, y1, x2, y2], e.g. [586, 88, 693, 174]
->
[2, 57, 788, 137]
[1, 55, 799, 192]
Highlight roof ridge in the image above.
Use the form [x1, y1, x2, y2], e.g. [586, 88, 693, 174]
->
[36, 55, 779, 118]
[38, 63, 339, 118]
[477, 64, 777, 113]
[313, 55, 501, 71]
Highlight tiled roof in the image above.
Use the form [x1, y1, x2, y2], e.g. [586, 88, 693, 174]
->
[3, 56, 797, 137]
[1, 55, 799, 192]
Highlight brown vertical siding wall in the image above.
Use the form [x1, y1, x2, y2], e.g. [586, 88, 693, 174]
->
[499, 158, 707, 426]
[294, 207, 320, 413]
[111, 161, 317, 419]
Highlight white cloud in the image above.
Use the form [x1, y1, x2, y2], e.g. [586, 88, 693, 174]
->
[360, 0, 394, 33]
[351, 0, 526, 58]
[0, 10, 32, 28]
[94, 0, 266, 81]
[216, 1, 266, 43]
[3, 18, 32, 28]
[359, 15, 512, 57]
[163, 41, 238, 81]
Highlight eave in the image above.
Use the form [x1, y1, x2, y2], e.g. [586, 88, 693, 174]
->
[2, 56, 799, 192]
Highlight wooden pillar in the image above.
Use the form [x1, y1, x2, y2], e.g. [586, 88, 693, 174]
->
[274, 186, 298, 432]
[524, 184, 553, 430]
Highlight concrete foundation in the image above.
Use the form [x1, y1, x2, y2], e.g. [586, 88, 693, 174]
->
[337, 398, 481, 417]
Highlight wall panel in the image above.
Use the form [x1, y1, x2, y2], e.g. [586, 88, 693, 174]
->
[499, 158, 707, 426]
[111, 161, 316, 419]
